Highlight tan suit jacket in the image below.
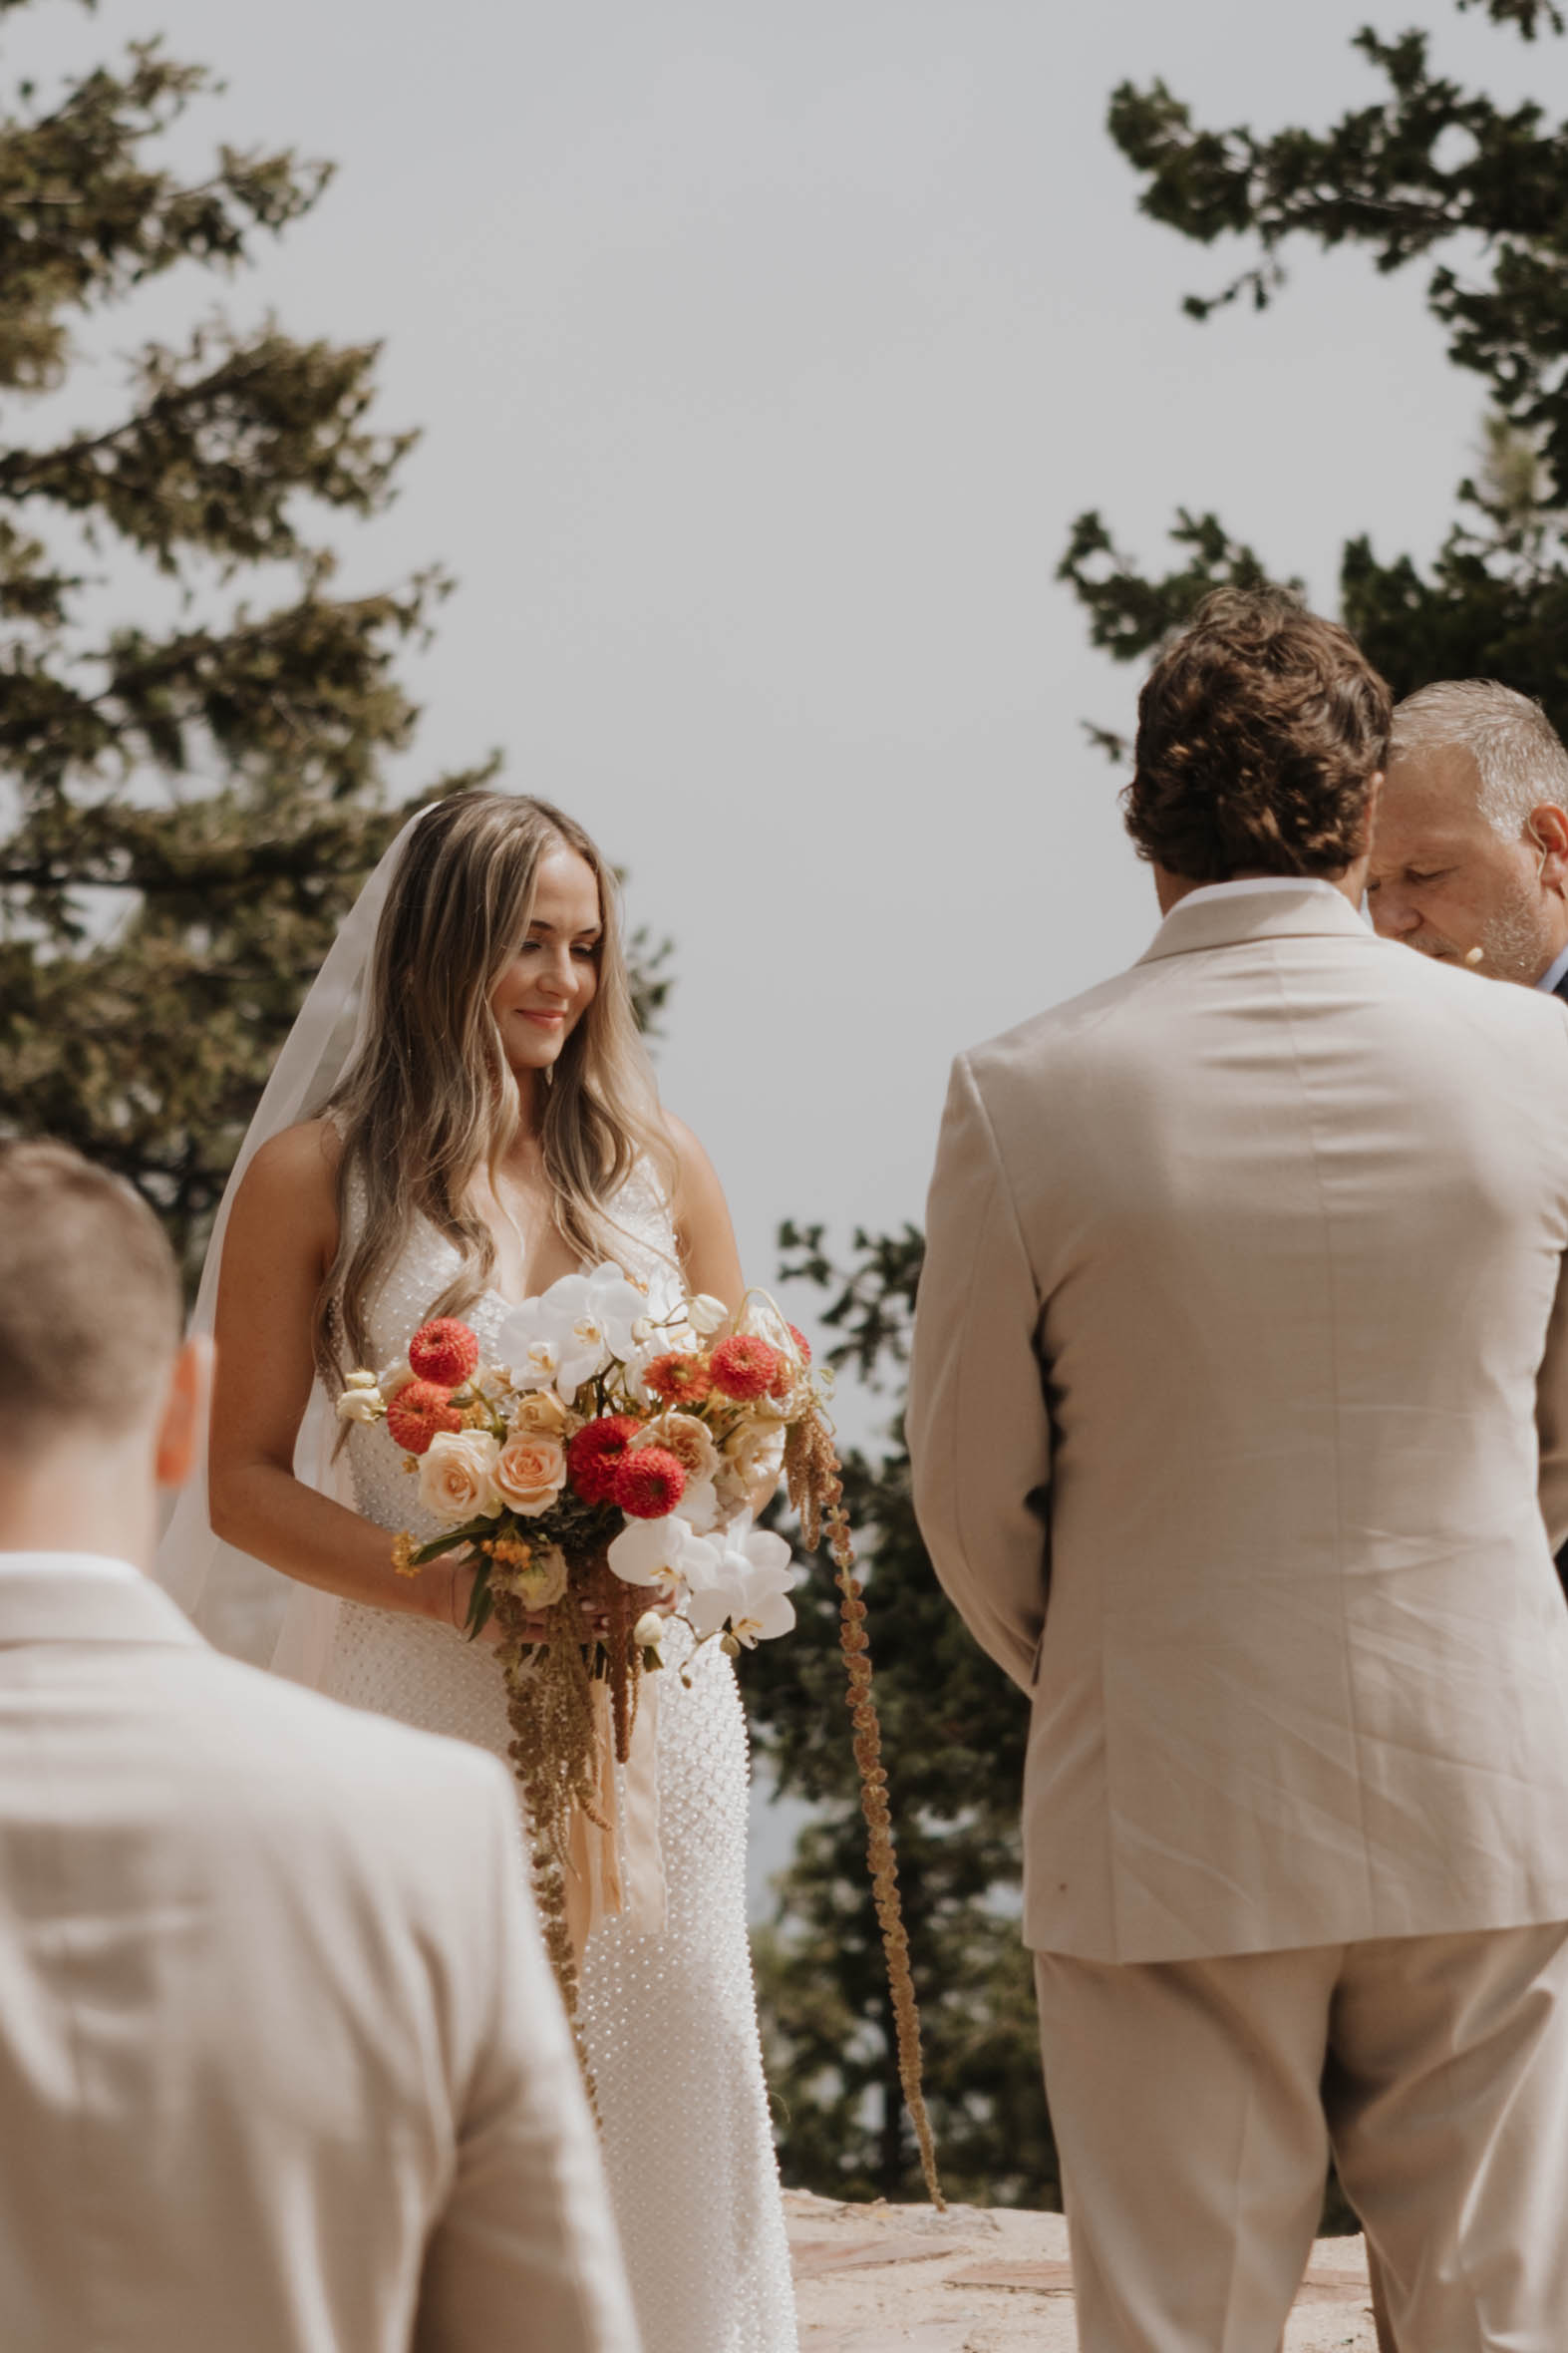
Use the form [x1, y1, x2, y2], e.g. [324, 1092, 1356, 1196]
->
[0, 1559, 638, 2353]
[908, 883, 1568, 1962]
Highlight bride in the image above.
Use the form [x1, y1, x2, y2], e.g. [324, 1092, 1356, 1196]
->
[176, 791, 797, 2353]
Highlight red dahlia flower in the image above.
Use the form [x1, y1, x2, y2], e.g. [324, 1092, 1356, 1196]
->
[787, 1324, 811, 1363]
[409, 1318, 480, 1388]
[567, 1415, 643, 1505]
[709, 1334, 783, 1402]
[645, 1351, 714, 1405]
[611, 1447, 689, 1520]
[386, 1379, 464, 1456]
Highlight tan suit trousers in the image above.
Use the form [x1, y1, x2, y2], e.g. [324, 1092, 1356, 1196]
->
[1035, 1924, 1568, 2352]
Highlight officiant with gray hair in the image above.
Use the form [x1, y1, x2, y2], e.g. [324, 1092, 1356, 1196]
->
[1366, 677, 1568, 995]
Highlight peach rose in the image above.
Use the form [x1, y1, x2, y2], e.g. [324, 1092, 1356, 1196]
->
[417, 1430, 502, 1525]
[493, 1432, 569, 1516]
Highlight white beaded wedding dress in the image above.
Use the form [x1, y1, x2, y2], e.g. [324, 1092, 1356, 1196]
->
[319, 1169, 798, 2353]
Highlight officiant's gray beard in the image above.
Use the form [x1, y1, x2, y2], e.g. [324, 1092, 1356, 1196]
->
[1411, 870, 1552, 984]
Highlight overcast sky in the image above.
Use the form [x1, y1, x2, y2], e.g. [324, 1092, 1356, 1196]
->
[9, 0, 1554, 1370]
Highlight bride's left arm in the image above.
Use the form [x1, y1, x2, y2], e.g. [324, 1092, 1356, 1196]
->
[664, 1111, 744, 1311]
[664, 1113, 779, 1518]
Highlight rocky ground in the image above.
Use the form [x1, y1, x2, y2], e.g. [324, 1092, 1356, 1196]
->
[786, 2189, 1378, 2351]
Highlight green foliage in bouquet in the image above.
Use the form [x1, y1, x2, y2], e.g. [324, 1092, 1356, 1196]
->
[0, 3, 671, 1286]
[1060, 0, 1568, 755]
[746, 1222, 1058, 2210]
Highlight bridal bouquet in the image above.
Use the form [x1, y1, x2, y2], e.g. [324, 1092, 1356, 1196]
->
[337, 1270, 807, 1950]
[337, 1260, 943, 2205]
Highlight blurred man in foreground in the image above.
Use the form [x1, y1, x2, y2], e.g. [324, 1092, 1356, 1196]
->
[0, 1138, 637, 2353]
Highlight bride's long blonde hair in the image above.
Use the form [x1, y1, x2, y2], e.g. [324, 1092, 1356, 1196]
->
[313, 792, 675, 1385]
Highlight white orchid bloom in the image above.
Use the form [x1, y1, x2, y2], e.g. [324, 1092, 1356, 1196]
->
[496, 1261, 648, 1399]
[687, 1526, 797, 1647]
[673, 1475, 721, 1536]
[607, 1513, 721, 1599]
[580, 1260, 655, 1352]
[639, 1260, 687, 1324]
[688, 1292, 730, 1337]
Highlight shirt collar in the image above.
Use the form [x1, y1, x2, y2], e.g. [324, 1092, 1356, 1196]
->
[0, 1550, 143, 1583]
[1537, 939, 1568, 998]
[1172, 875, 1351, 915]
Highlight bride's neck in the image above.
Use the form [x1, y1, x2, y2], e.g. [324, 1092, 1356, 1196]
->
[506, 1060, 550, 1143]
[492, 1082, 548, 1190]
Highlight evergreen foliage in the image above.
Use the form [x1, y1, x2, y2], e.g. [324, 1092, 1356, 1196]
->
[0, 5, 675, 1275]
[1060, 0, 1568, 747]
[0, 4, 494, 1279]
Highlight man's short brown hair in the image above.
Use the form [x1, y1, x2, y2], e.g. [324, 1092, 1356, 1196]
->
[1125, 587, 1392, 881]
[0, 1141, 181, 1455]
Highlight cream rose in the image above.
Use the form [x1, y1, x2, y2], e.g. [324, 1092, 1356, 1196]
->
[495, 1542, 569, 1610]
[493, 1432, 568, 1516]
[633, 1411, 720, 1485]
[335, 1385, 384, 1424]
[722, 1420, 786, 1497]
[507, 1388, 574, 1442]
[417, 1429, 502, 1524]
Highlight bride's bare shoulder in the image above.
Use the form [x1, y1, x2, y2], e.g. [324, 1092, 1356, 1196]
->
[233, 1119, 342, 1242]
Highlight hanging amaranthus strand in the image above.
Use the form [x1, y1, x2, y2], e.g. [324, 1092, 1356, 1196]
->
[786, 1410, 945, 2210]
[491, 1572, 608, 2113]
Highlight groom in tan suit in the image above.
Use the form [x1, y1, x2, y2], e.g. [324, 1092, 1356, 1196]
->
[908, 589, 1568, 2351]
[0, 1140, 637, 2353]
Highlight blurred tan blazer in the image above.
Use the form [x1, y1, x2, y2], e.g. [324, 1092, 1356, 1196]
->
[908, 882, 1568, 1962]
[0, 1558, 638, 2353]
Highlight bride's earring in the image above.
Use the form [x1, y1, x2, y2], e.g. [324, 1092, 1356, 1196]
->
[544, 1060, 555, 1088]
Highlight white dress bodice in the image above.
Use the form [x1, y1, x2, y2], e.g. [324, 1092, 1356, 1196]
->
[319, 1170, 798, 2353]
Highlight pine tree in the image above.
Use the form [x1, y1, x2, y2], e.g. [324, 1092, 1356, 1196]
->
[0, 4, 493, 1280]
[1058, 0, 1568, 728]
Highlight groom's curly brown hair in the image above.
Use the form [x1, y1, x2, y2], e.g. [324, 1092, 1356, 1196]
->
[1125, 586, 1392, 881]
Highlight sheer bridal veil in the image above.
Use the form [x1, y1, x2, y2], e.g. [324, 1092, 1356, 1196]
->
[153, 805, 436, 1686]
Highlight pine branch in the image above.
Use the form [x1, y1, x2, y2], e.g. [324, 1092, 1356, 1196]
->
[0, 326, 411, 570]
